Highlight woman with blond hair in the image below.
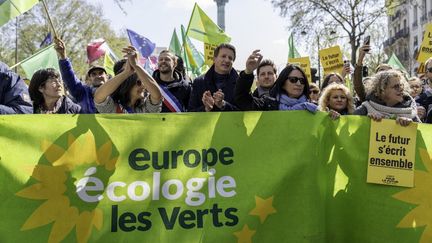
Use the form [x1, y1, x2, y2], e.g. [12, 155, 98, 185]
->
[318, 83, 355, 119]
[354, 70, 420, 126]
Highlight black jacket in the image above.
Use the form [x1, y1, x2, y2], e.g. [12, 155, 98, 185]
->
[188, 65, 238, 112]
[152, 69, 191, 112]
[234, 71, 279, 111]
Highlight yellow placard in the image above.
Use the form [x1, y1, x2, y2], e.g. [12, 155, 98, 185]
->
[288, 56, 312, 83]
[417, 62, 425, 74]
[204, 43, 217, 66]
[417, 23, 432, 63]
[319, 46, 344, 75]
[367, 119, 417, 187]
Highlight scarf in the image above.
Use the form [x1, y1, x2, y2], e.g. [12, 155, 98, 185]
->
[256, 86, 271, 97]
[37, 96, 64, 114]
[362, 98, 417, 119]
[278, 94, 318, 113]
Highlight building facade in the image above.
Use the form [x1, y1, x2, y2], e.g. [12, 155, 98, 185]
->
[384, 0, 432, 74]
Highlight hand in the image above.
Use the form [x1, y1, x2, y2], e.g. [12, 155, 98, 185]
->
[341, 64, 350, 79]
[202, 91, 214, 112]
[368, 113, 383, 122]
[122, 46, 139, 68]
[417, 106, 426, 119]
[213, 89, 225, 109]
[245, 50, 263, 74]
[54, 37, 67, 59]
[328, 109, 341, 120]
[357, 45, 370, 65]
[123, 58, 134, 75]
[396, 117, 413, 127]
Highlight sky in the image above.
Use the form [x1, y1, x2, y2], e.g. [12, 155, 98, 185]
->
[87, 0, 295, 70]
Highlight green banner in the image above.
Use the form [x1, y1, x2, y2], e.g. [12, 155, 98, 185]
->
[1, 112, 432, 243]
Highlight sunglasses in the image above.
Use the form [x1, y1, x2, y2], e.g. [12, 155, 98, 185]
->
[287, 76, 306, 84]
[427, 67, 432, 73]
[310, 90, 319, 94]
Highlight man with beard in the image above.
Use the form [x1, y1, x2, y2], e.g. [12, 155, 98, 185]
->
[152, 50, 191, 112]
[188, 43, 238, 112]
[55, 37, 108, 113]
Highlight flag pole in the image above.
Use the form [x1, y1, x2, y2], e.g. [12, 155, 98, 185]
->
[180, 25, 190, 77]
[41, 0, 58, 38]
[15, 17, 19, 73]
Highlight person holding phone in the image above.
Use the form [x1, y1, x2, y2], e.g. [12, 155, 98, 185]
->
[353, 35, 372, 102]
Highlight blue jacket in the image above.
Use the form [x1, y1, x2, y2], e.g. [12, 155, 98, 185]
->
[188, 65, 238, 112]
[59, 59, 97, 113]
[0, 62, 33, 114]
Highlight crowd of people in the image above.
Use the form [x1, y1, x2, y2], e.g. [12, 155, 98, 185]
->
[1, 39, 432, 127]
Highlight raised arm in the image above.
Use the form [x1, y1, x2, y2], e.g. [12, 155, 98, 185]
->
[124, 46, 162, 104]
[234, 50, 262, 111]
[353, 44, 369, 102]
[54, 37, 87, 100]
[94, 60, 134, 104]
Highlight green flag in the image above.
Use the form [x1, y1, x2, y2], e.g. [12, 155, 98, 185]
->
[186, 3, 231, 45]
[20, 44, 59, 79]
[288, 33, 300, 59]
[0, 0, 39, 27]
[181, 25, 206, 77]
[169, 29, 182, 56]
[103, 52, 115, 77]
[387, 53, 407, 72]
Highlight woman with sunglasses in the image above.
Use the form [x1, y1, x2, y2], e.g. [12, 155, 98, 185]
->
[28, 68, 81, 114]
[309, 83, 320, 105]
[235, 50, 317, 113]
[318, 83, 355, 119]
[354, 70, 420, 126]
[94, 46, 162, 114]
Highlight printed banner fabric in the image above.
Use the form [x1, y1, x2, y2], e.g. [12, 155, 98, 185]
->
[1, 112, 432, 243]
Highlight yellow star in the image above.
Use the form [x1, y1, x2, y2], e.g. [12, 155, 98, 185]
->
[233, 224, 256, 243]
[249, 196, 277, 223]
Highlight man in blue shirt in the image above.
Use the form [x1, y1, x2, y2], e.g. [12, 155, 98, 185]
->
[55, 37, 108, 113]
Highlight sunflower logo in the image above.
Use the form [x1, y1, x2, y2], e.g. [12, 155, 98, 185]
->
[16, 131, 118, 243]
[393, 148, 432, 243]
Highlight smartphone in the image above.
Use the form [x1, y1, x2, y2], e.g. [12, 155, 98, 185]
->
[344, 60, 350, 67]
[363, 35, 371, 52]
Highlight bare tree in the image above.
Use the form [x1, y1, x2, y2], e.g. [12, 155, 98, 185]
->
[270, 0, 403, 65]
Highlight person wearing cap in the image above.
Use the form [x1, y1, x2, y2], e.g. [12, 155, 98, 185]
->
[54, 37, 108, 113]
[0, 61, 33, 114]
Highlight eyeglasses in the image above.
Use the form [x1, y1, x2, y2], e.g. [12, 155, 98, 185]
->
[310, 90, 319, 94]
[287, 76, 306, 84]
